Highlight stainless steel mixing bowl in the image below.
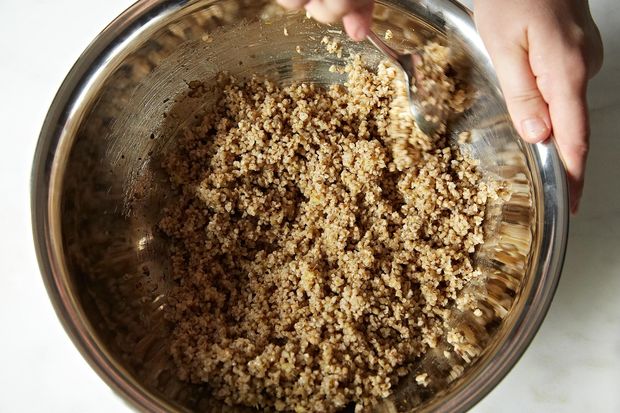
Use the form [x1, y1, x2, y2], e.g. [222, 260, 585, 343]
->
[31, 0, 569, 411]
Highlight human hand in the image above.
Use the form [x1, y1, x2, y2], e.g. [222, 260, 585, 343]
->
[276, 0, 374, 41]
[474, 0, 603, 213]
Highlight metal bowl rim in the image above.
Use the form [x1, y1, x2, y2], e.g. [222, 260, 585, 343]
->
[31, 0, 569, 411]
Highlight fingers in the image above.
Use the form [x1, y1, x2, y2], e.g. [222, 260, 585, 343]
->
[541, 59, 589, 213]
[485, 41, 552, 144]
[474, 0, 600, 214]
[279, 0, 373, 42]
[551, 95, 589, 213]
[508, 45, 590, 212]
[342, 2, 374, 41]
[304, 0, 340, 23]
[304, 0, 371, 22]
[309, 0, 356, 20]
[276, 0, 310, 9]
[482, 34, 587, 212]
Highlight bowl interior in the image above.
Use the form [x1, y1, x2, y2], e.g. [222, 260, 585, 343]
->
[54, 0, 539, 411]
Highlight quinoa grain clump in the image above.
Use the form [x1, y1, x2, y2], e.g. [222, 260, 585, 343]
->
[160, 45, 495, 412]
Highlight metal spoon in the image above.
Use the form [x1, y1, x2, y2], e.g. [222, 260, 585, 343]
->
[366, 31, 441, 136]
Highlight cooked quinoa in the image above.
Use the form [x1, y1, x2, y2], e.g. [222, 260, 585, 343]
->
[159, 43, 496, 412]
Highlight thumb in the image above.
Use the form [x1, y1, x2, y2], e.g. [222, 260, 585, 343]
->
[487, 44, 552, 144]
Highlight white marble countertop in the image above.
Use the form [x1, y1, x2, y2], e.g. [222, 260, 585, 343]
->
[0, 0, 618, 411]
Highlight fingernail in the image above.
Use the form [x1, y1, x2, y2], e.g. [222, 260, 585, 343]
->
[521, 117, 549, 143]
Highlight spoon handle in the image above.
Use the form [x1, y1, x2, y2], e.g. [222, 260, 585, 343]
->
[366, 31, 401, 63]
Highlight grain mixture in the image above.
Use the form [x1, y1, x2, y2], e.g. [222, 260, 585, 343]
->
[160, 42, 496, 412]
